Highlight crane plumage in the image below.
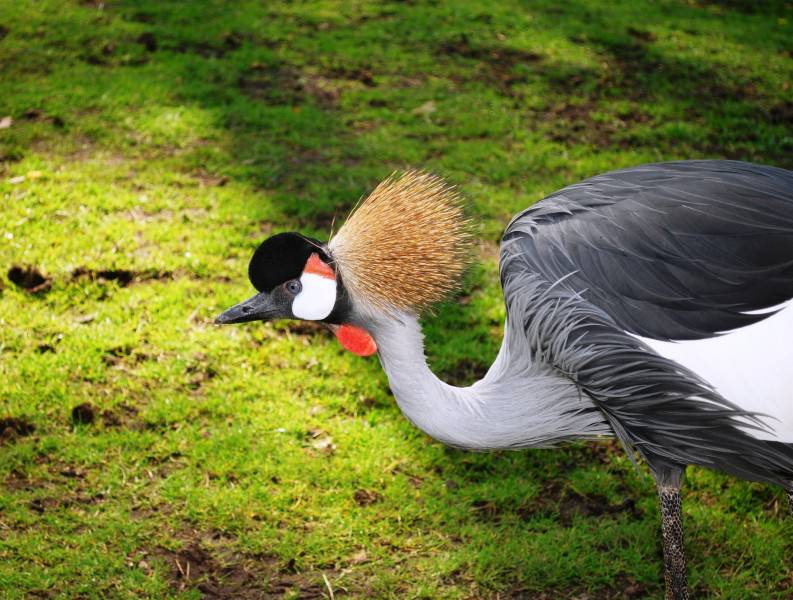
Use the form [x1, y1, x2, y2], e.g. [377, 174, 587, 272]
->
[329, 170, 472, 314]
[217, 160, 793, 600]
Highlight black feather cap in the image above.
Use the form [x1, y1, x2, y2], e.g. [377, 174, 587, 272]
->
[248, 232, 330, 292]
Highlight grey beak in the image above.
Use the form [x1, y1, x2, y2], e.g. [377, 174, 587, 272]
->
[215, 292, 278, 325]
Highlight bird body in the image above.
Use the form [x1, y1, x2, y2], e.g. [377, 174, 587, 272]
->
[497, 161, 793, 490]
[217, 160, 793, 599]
[636, 301, 793, 442]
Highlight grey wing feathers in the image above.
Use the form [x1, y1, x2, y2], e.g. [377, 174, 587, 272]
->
[499, 160, 793, 484]
[499, 267, 793, 485]
[502, 160, 793, 340]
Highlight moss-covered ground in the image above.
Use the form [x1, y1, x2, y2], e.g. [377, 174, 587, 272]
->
[1, 1, 791, 598]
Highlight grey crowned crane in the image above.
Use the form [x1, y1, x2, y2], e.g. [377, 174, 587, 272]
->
[216, 160, 793, 599]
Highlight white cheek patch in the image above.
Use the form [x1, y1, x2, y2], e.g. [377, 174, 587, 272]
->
[292, 273, 337, 320]
[291, 253, 337, 321]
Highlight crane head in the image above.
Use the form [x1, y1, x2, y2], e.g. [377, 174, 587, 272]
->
[215, 230, 377, 355]
[215, 171, 471, 357]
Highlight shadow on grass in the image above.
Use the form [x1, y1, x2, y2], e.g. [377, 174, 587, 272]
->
[101, 0, 792, 232]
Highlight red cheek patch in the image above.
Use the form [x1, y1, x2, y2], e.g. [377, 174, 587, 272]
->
[335, 324, 377, 357]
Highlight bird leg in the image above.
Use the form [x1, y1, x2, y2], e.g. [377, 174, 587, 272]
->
[788, 489, 793, 516]
[658, 486, 689, 600]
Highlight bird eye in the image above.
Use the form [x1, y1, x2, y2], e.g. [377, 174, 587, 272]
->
[285, 279, 302, 295]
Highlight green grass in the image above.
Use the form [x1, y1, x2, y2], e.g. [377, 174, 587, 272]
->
[1, 0, 791, 598]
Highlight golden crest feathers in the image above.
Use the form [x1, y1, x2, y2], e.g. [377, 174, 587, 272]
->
[329, 171, 472, 313]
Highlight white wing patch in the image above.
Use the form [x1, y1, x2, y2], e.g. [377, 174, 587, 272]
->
[633, 301, 793, 442]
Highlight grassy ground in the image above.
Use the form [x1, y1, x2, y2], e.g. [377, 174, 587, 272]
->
[1, 1, 791, 598]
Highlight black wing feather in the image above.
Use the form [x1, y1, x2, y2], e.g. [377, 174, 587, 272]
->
[503, 160, 793, 340]
[500, 160, 793, 485]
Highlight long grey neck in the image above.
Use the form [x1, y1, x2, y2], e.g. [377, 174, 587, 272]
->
[367, 313, 611, 450]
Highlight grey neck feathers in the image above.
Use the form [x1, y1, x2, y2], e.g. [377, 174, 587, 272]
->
[368, 313, 612, 450]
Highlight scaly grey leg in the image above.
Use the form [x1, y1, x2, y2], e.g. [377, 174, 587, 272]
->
[658, 486, 689, 600]
[788, 489, 793, 515]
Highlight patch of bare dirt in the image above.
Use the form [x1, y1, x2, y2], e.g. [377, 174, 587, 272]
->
[239, 65, 342, 107]
[557, 439, 625, 471]
[119, 206, 209, 223]
[102, 344, 138, 366]
[100, 403, 142, 429]
[28, 490, 106, 514]
[136, 32, 158, 52]
[4, 461, 87, 496]
[439, 35, 542, 66]
[20, 108, 65, 128]
[7, 265, 52, 294]
[437, 34, 543, 94]
[516, 480, 642, 526]
[353, 489, 383, 506]
[541, 100, 651, 149]
[626, 27, 656, 43]
[4, 468, 40, 491]
[80, 40, 150, 68]
[515, 573, 650, 599]
[193, 170, 229, 187]
[281, 321, 328, 337]
[169, 31, 245, 59]
[136, 529, 332, 599]
[187, 353, 218, 390]
[71, 402, 96, 425]
[325, 65, 377, 87]
[774, 571, 793, 595]
[126, 11, 155, 23]
[768, 100, 793, 125]
[36, 337, 61, 353]
[0, 416, 35, 444]
[239, 62, 379, 108]
[237, 64, 305, 105]
[71, 267, 173, 287]
[693, 0, 776, 14]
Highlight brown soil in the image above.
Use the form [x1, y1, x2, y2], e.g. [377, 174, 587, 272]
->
[140, 529, 332, 599]
[136, 32, 158, 52]
[768, 100, 793, 125]
[0, 416, 35, 444]
[20, 108, 65, 128]
[515, 573, 650, 599]
[187, 357, 218, 390]
[193, 170, 229, 187]
[353, 489, 383, 506]
[238, 62, 379, 108]
[8, 265, 52, 293]
[71, 403, 96, 425]
[170, 32, 246, 59]
[100, 403, 142, 429]
[281, 321, 328, 337]
[516, 480, 642, 526]
[437, 34, 543, 95]
[71, 267, 173, 287]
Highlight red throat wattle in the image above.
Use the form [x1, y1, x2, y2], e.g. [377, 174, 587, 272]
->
[335, 324, 377, 357]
